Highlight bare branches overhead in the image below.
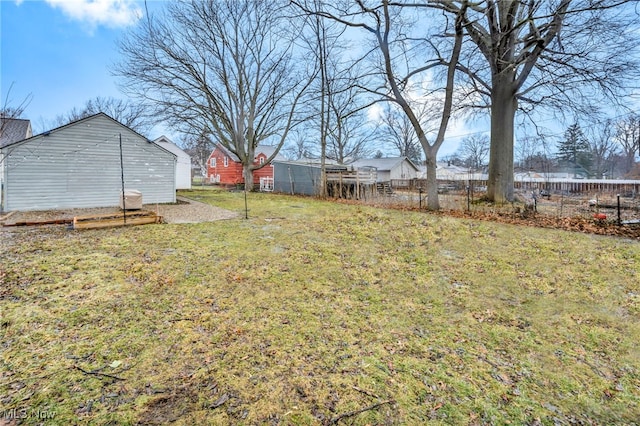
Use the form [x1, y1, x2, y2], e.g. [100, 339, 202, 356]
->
[293, 0, 469, 209]
[429, 0, 639, 114]
[424, 0, 640, 202]
[116, 0, 314, 189]
[52, 97, 152, 134]
[114, 0, 639, 198]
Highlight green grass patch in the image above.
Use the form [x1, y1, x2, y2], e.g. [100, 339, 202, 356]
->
[1, 187, 639, 425]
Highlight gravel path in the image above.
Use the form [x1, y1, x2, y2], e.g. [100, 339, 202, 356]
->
[160, 196, 238, 223]
[0, 196, 238, 226]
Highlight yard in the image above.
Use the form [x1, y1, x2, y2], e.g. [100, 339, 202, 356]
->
[1, 187, 639, 425]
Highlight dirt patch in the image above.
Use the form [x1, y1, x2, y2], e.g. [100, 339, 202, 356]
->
[0, 196, 238, 227]
[137, 387, 200, 425]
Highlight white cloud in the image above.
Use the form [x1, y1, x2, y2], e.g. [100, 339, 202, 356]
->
[367, 103, 383, 122]
[45, 0, 142, 29]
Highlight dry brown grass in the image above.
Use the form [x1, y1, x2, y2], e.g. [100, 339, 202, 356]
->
[1, 188, 639, 425]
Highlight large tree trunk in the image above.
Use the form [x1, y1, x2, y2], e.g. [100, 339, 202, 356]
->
[486, 75, 517, 203]
[244, 166, 255, 191]
[424, 148, 439, 210]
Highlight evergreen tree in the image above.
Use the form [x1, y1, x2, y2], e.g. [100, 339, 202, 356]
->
[557, 123, 592, 178]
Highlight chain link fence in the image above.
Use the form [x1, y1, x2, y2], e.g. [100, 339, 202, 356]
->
[353, 179, 640, 225]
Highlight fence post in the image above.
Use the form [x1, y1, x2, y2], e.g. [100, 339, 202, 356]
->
[617, 194, 621, 225]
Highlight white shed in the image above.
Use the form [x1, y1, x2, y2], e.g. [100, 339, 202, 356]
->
[349, 157, 420, 182]
[1, 113, 176, 212]
[153, 136, 192, 190]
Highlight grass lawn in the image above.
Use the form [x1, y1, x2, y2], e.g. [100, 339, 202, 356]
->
[1, 187, 639, 425]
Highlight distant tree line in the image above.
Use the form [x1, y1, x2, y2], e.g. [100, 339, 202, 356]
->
[442, 115, 640, 179]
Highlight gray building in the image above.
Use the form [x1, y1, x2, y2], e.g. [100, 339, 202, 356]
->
[1, 113, 176, 212]
[273, 160, 322, 196]
[273, 160, 351, 196]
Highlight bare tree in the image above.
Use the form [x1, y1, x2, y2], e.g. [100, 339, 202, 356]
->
[1, 83, 33, 174]
[587, 120, 619, 178]
[116, 0, 313, 190]
[430, 0, 640, 202]
[282, 129, 314, 160]
[1, 83, 32, 136]
[294, 0, 468, 209]
[325, 83, 378, 163]
[52, 96, 152, 134]
[308, 3, 333, 196]
[515, 135, 554, 174]
[515, 136, 538, 171]
[614, 114, 640, 175]
[378, 103, 423, 163]
[299, 15, 375, 164]
[440, 152, 464, 167]
[455, 134, 489, 170]
[180, 131, 214, 178]
[295, 1, 369, 193]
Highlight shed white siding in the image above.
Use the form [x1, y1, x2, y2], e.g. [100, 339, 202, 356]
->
[2, 113, 176, 211]
[153, 136, 192, 189]
[390, 160, 418, 180]
[377, 170, 391, 182]
[349, 157, 419, 182]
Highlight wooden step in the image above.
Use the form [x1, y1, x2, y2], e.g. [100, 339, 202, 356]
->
[73, 210, 162, 230]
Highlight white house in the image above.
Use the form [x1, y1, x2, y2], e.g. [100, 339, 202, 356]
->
[153, 135, 192, 189]
[1, 113, 176, 212]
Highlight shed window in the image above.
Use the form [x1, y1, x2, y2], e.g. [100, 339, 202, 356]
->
[210, 157, 216, 167]
[259, 157, 265, 165]
[224, 156, 229, 167]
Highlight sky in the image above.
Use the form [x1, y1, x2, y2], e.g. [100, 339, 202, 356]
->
[0, 0, 479, 157]
[1, 0, 171, 137]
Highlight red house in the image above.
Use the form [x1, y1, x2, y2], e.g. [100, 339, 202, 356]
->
[206, 144, 284, 189]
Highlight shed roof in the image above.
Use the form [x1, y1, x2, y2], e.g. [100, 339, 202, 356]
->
[0, 117, 32, 148]
[273, 159, 347, 170]
[153, 136, 190, 160]
[348, 157, 419, 172]
[436, 162, 469, 175]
